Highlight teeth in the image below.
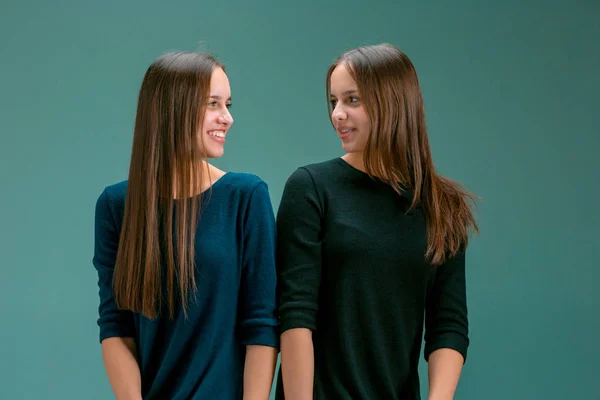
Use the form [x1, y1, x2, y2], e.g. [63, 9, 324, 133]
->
[209, 131, 225, 138]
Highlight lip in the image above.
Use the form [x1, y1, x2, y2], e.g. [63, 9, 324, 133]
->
[207, 129, 227, 143]
[337, 127, 355, 139]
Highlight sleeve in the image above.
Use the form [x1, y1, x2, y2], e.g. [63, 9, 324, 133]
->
[92, 188, 136, 343]
[276, 168, 323, 334]
[423, 250, 470, 363]
[237, 181, 280, 348]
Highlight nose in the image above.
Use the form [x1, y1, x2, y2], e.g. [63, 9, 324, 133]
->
[332, 105, 347, 121]
[217, 109, 233, 126]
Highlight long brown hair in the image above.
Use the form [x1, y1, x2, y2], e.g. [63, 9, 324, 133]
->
[326, 43, 478, 265]
[114, 52, 224, 319]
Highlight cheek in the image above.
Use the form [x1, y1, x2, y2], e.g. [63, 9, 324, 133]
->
[201, 111, 217, 129]
[355, 110, 370, 135]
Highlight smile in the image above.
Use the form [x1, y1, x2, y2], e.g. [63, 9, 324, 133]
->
[208, 130, 226, 138]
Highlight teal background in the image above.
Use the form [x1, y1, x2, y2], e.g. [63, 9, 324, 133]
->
[1, 0, 598, 399]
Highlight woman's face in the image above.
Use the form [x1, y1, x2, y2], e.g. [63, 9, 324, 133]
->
[199, 67, 233, 158]
[329, 63, 370, 155]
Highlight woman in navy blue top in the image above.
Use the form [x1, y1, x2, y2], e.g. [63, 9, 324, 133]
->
[93, 52, 278, 400]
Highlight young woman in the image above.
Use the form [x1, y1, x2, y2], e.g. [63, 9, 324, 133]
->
[93, 52, 278, 400]
[276, 43, 478, 400]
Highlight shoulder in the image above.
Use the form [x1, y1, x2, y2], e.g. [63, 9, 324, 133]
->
[94, 180, 128, 224]
[103, 180, 128, 200]
[102, 180, 128, 207]
[286, 158, 341, 185]
[216, 172, 274, 210]
[298, 158, 342, 176]
[219, 173, 275, 222]
[282, 158, 346, 196]
[221, 172, 268, 194]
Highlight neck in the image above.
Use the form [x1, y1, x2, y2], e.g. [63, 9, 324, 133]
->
[171, 160, 215, 199]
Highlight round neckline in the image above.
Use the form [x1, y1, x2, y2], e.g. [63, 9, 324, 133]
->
[336, 157, 370, 178]
[335, 157, 415, 201]
[203, 171, 230, 192]
[172, 172, 230, 200]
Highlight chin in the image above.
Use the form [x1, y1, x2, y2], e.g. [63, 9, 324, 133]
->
[206, 151, 224, 159]
[342, 143, 357, 153]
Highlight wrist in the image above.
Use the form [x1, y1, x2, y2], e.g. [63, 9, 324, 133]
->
[117, 395, 142, 400]
[428, 394, 453, 400]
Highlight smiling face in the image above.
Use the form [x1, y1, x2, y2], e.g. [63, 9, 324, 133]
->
[199, 67, 233, 158]
[329, 63, 370, 155]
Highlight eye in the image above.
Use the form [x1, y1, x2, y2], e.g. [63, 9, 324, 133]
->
[349, 96, 360, 103]
[226, 103, 232, 109]
[330, 99, 338, 107]
[208, 101, 218, 107]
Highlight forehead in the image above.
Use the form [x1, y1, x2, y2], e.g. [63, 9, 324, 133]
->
[330, 64, 357, 94]
[210, 67, 230, 93]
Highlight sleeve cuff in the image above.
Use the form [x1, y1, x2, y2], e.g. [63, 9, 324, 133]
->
[424, 331, 469, 363]
[280, 309, 317, 334]
[240, 325, 280, 349]
[99, 323, 136, 343]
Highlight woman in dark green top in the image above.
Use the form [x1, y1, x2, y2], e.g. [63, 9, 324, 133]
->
[275, 43, 479, 400]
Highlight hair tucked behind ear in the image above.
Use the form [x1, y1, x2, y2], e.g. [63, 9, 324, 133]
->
[326, 43, 478, 265]
[113, 52, 224, 319]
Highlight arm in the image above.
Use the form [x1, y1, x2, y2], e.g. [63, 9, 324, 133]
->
[280, 328, 314, 400]
[427, 348, 464, 400]
[93, 189, 141, 399]
[276, 168, 323, 400]
[424, 250, 469, 400]
[238, 181, 280, 399]
[101, 338, 142, 400]
[243, 345, 278, 400]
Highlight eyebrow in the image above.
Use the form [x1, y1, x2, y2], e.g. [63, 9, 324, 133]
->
[209, 95, 232, 101]
[330, 89, 358, 97]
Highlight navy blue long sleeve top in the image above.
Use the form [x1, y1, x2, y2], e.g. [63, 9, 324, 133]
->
[93, 172, 279, 399]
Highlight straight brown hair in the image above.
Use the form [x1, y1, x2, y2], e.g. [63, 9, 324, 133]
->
[326, 43, 478, 265]
[113, 52, 224, 319]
